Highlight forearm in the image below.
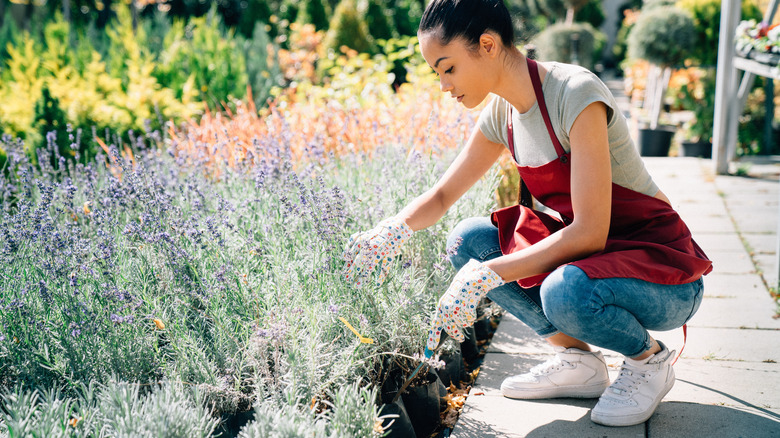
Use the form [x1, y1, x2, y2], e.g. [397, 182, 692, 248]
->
[396, 188, 449, 232]
[484, 222, 606, 282]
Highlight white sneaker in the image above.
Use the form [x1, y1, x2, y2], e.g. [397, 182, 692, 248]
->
[591, 342, 676, 427]
[501, 347, 610, 399]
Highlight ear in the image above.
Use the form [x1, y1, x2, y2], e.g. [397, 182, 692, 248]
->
[479, 33, 500, 58]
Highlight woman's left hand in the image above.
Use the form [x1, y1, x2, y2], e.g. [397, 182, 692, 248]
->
[426, 259, 505, 351]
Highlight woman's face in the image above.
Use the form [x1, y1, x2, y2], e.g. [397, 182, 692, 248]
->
[419, 33, 495, 109]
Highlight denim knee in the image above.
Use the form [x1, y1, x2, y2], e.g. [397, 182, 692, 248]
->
[446, 217, 502, 270]
[539, 266, 598, 336]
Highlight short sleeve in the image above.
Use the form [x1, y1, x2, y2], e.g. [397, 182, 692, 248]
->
[559, 71, 616, 136]
[477, 95, 508, 147]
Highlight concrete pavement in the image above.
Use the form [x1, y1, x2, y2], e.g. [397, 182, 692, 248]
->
[450, 157, 780, 437]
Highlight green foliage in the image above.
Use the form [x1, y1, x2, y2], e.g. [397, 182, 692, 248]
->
[532, 22, 606, 71]
[576, 0, 606, 29]
[392, 0, 424, 37]
[237, 0, 274, 38]
[323, 0, 375, 54]
[154, 9, 249, 106]
[0, 9, 203, 163]
[627, 6, 695, 67]
[673, 68, 716, 142]
[0, 383, 220, 437]
[240, 22, 285, 109]
[675, 0, 762, 66]
[297, 0, 332, 31]
[34, 86, 70, 161]
[366, 0, 396, 41]
[0, 11, 20, 60]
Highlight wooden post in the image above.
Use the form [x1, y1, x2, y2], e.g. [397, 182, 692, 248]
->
[712, 0, 741, 174]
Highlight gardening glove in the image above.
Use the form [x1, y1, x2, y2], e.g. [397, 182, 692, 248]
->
[342, 216, 413, 288]
[426, 259, 505, 352]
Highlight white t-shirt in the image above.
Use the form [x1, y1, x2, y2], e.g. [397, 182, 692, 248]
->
[477, 62, 658, 197]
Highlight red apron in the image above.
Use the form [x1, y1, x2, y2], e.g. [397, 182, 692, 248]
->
[491, 58, 712, 288]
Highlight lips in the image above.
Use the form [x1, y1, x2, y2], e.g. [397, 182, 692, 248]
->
[456, 95, 464, 103]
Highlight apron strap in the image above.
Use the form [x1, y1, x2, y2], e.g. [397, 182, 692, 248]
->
[671, 324, 687, 365]
[527, 58, 568, 162]
[506, 105, 533, 207]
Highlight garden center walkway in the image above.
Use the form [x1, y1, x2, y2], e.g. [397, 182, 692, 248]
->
[451, 157, 780, 437]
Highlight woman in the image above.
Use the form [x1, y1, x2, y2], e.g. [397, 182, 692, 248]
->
[342, 0, 711, 427]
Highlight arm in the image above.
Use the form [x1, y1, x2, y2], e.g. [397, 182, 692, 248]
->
[397, 124, 506, 231]
[484, 101, 612, 282]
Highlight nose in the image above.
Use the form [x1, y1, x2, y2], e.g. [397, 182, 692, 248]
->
[439, 77, 453, 93]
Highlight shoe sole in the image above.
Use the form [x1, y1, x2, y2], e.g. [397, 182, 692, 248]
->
[502, 381, 610, 400]
[590, 375, 675, 427]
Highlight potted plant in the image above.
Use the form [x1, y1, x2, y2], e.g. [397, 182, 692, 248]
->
[674, 67, 714, 157]
[626, 5, 695, 156]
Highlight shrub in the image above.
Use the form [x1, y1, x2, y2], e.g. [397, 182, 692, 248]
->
[675, 0, 762, 66]
[626, 6, 694, 68]
[366, 0, 396, 41]
[296, 0, 331, 31]
[532, 22, 606, 71]
[323, 0, 375, 54]
[392, 0, 424, 36]
[154, 8, 249, 107]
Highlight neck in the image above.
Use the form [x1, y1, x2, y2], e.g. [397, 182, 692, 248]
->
[492, 49, 539, 114]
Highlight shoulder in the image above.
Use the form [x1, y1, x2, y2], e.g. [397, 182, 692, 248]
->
[546, 62, 616, 131]
[548, 62, 610, 97]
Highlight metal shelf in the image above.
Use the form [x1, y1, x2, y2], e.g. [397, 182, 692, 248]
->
[733, 55, 780, 80]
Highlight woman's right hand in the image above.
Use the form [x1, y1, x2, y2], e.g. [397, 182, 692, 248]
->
[342, 217, 413, 288]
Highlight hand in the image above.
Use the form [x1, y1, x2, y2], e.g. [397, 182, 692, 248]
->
[342, 217, 413, 288]
[426, 259, 505, 351]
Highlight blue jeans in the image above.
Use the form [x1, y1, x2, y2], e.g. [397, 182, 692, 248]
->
[447, 217, 704, 358]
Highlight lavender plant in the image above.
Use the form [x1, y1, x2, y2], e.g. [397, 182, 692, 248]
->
[0, 101, 498, 434]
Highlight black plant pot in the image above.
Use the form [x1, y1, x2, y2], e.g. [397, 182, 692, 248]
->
[380, 364, 406, 405]
[401, 370, 447, 438]
[378, 397, 417, 438]
[639, 127, 675, 157]
[680, 140, 712, 158]
[473, 317, 491, 341]
[436, 348, 466, 388]
[215, 409, 255, 438]
[460, 326, 480, 364]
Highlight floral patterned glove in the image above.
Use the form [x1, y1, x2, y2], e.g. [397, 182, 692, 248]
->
[342, 217, 413, 288]
[426, 259, 505, 352]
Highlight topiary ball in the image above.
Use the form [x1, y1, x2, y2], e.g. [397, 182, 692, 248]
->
[627, 6, 695, 67]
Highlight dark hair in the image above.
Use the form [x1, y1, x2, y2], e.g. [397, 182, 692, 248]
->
[418, 0, 515, 50]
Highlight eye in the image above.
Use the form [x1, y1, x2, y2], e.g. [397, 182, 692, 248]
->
[445, 67, 453, 74]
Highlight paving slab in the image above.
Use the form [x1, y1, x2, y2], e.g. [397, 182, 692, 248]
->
[648, 403, 780, 438]
[664, 359, 780, 409]
[742, 233, 778, 256]
[706, 249, 758, 274]
[693, 232, 746, 253]
[648, 327, 780, 363]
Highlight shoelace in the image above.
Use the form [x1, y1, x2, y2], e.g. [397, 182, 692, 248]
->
[607, 363, 648, 397]
[530, 355, 573, 376]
